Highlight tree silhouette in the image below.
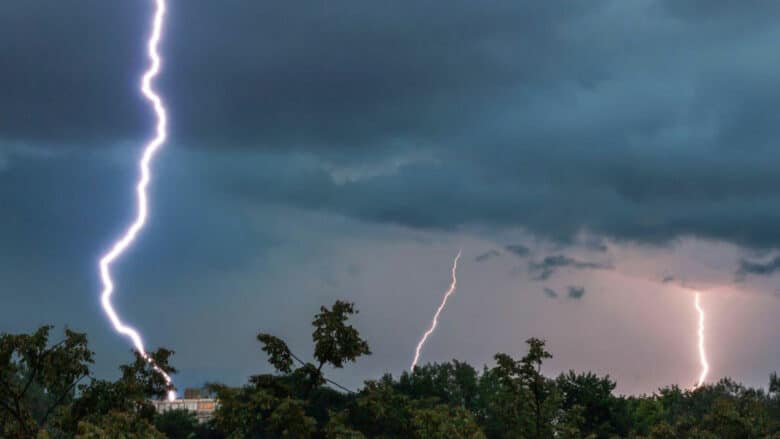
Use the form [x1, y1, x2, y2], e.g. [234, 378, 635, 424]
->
[3, 303, 780, 438]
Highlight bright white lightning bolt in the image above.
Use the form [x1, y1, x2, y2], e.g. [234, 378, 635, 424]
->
[411, 250, 462, 370]
[98, 0, 175, 401]
[694, 292, 709, 388]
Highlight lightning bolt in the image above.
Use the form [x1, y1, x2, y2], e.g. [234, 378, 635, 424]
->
[693, 291, 709, 388]
[411, 250, 462, 370]
[98, 0, 175, 401]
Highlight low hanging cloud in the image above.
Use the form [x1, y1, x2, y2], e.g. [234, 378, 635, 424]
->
[529, 254, 612, 281]
[504, 244, 530, 258]
[475, 249, 501, 263]
[567, 286, 586, 299]
[736, 256, 780, 279]
[583, 238, 608, 253]
[542, 286, 586, 300]
[475, 244, 530, 263]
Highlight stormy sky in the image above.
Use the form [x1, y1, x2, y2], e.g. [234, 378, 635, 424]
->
[2, 0, 780, 394]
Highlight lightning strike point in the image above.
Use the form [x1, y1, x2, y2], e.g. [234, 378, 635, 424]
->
[694, 292, 709, 388]
[97, 0, 175, 401]
[411, 250, 462, 370]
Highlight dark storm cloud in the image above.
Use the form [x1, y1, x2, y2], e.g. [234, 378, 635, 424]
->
[567, 286, 586, 300]
[736, 256, 780, 279]
[4, 1, 780, 249]
[0, 3, 149, 144]
[504, 245, 530, 258]
[0, 0, 593, 150]
[475, 250, 501, 263]
[583, 239, 608, 253]
[541, 286, 585, 299]
[529, 255, 611, 281]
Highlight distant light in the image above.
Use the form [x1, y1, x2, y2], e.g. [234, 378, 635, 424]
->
[694, 292, 709, 388]
[411, 250, 462, 370]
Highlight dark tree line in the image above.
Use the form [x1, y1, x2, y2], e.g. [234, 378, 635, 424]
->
[2, 301, 780, 438]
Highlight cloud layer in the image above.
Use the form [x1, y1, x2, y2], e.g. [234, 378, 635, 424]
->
[3, 1, 780, 248]
[529, 255, 612, 281]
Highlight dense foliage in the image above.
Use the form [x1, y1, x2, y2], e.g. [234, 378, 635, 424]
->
[2, 301, 779, 438]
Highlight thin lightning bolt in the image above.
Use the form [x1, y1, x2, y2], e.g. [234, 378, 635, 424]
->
[98, 0, 175, 401]
[411, 250, 462, 370]
[694, 292, 709, 388]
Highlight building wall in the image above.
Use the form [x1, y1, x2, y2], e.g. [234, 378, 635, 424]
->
[151, 398, 218, 423]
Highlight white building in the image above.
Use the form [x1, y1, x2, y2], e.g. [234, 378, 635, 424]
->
[151, 398, 218, 423]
